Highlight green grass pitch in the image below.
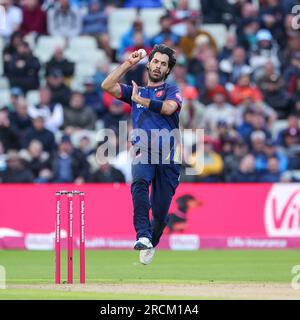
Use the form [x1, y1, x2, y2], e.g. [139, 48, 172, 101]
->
[0, 250, 299, 299]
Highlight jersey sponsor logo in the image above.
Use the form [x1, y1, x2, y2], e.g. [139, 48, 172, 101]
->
[136, 90, 145, 109]
[156, 90, 164, 98]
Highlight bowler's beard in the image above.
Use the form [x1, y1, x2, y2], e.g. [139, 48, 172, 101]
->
[148, 69, 165, 83]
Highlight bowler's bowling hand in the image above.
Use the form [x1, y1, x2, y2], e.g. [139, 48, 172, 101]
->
[127, 51, 142, 67]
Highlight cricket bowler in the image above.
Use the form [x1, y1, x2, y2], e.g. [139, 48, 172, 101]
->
[101, 44, 182, 264]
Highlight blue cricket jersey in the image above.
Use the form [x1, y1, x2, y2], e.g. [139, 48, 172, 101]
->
[119, 82, 182, 159]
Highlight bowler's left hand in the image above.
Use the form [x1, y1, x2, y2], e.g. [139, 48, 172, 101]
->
[131, 80, 140, 103]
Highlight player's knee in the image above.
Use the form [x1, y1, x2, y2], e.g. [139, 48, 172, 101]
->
[131, 179, 149, 193]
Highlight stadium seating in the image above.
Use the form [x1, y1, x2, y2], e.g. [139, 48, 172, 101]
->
[0, 89, 10, 108]
[68, 36, 98, 51]
[26, 90, 40, 106]
[140, 8, 166, 37]
[108, 8, 137, 49]
[271, 119, 288, 139]
[34, 36, 66, 63]
[64, 48, 105, 66]
[75, 62, 96, 79]
[0, 77, 9, 90]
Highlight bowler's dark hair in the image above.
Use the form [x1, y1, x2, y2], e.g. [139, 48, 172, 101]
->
[148, 44, 176, 79]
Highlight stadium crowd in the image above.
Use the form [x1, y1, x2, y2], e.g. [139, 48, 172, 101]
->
[0, 0, 300, 183]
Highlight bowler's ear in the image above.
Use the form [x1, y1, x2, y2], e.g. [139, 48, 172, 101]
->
[146, 61, 150, 70]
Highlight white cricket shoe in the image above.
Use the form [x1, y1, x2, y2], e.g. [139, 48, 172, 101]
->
[133, 237, 153, 250]
[139, 248, 155, 265]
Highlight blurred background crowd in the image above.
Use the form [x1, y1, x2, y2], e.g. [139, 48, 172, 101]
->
[0, 0, 300, 183]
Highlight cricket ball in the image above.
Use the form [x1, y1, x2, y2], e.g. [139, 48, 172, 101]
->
[138, 49, 147, 59]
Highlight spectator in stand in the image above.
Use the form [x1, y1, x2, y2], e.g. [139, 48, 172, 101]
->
[28, 87, 64, 133]
[281, 14, 300, 66]
[280, 0, 297, 14]
[249, 29, 280, 76]
[290, 77, 300, 115]
[256, 60, 278, 88]
[0, 0, 22, 39]
[52, 134, 90, 183]
[200, 0, 233, 25]
[249, 130, 267, 163]
[223, 139, 248, 182]
[277, 113, 300, 147]
[230, 70, 263, 106]
[187, 34, 216, 80]
[235, 87, 277, 128]
[284, 52, 300, 98]
[199, 71, 220, 105]
[0, 109, 20, 151]
[19, 139, 52, 182]
[98, 32, 117, 62]
[97, 0, 123, 8]
[46, 69, 71, 107]
[237, 17, 260, 52]
[169, 0, 200, 22]
[124, 31, 152, 56]
[81, 0, 108, 36]
[2, 31, 23, 76]
[229, 154, 259, 182]
[167, 55, 195, 89]
[237, 108, 255, 142]
[219, 46, 252, 86]
[78, 134, 94, 157]
[189, 135, 224, 182]
[282, 127, 300, 149]
[258, 156, 282, 182]
[235, 2, 258, 49]
[247, 112, 272, 145]
[63, 91, 97, 132]
[123, 31, 151, 86]
[194, 55, 220, 94]
[179, 18, 217, 59]
[124, 0, 161, 8]
[20, 0, 47, 36]
[21, 114, 56, 153]
[260, 73, 290, 119]
[283, 128, 300, 170]
[118, 17, 150, 60]
[6, 40, 41, 93]
[0, 150, 33, 183]
[151, 14, 180, 46]
[9, 97, 32, 137]
[83, 76, 104, 118]
[203, 85, 237, 133]
[102, 98, 129, 135]
[259, 0, 285, 48]
[91, 160, 125, 183]
[219, 33, 238, 61]
[179, 86, 204, 130]
[47, 0, 83, 38]
[255, 139, 288, 173]
[45, 47, 74, 80]
[3, 86, 24, 112]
